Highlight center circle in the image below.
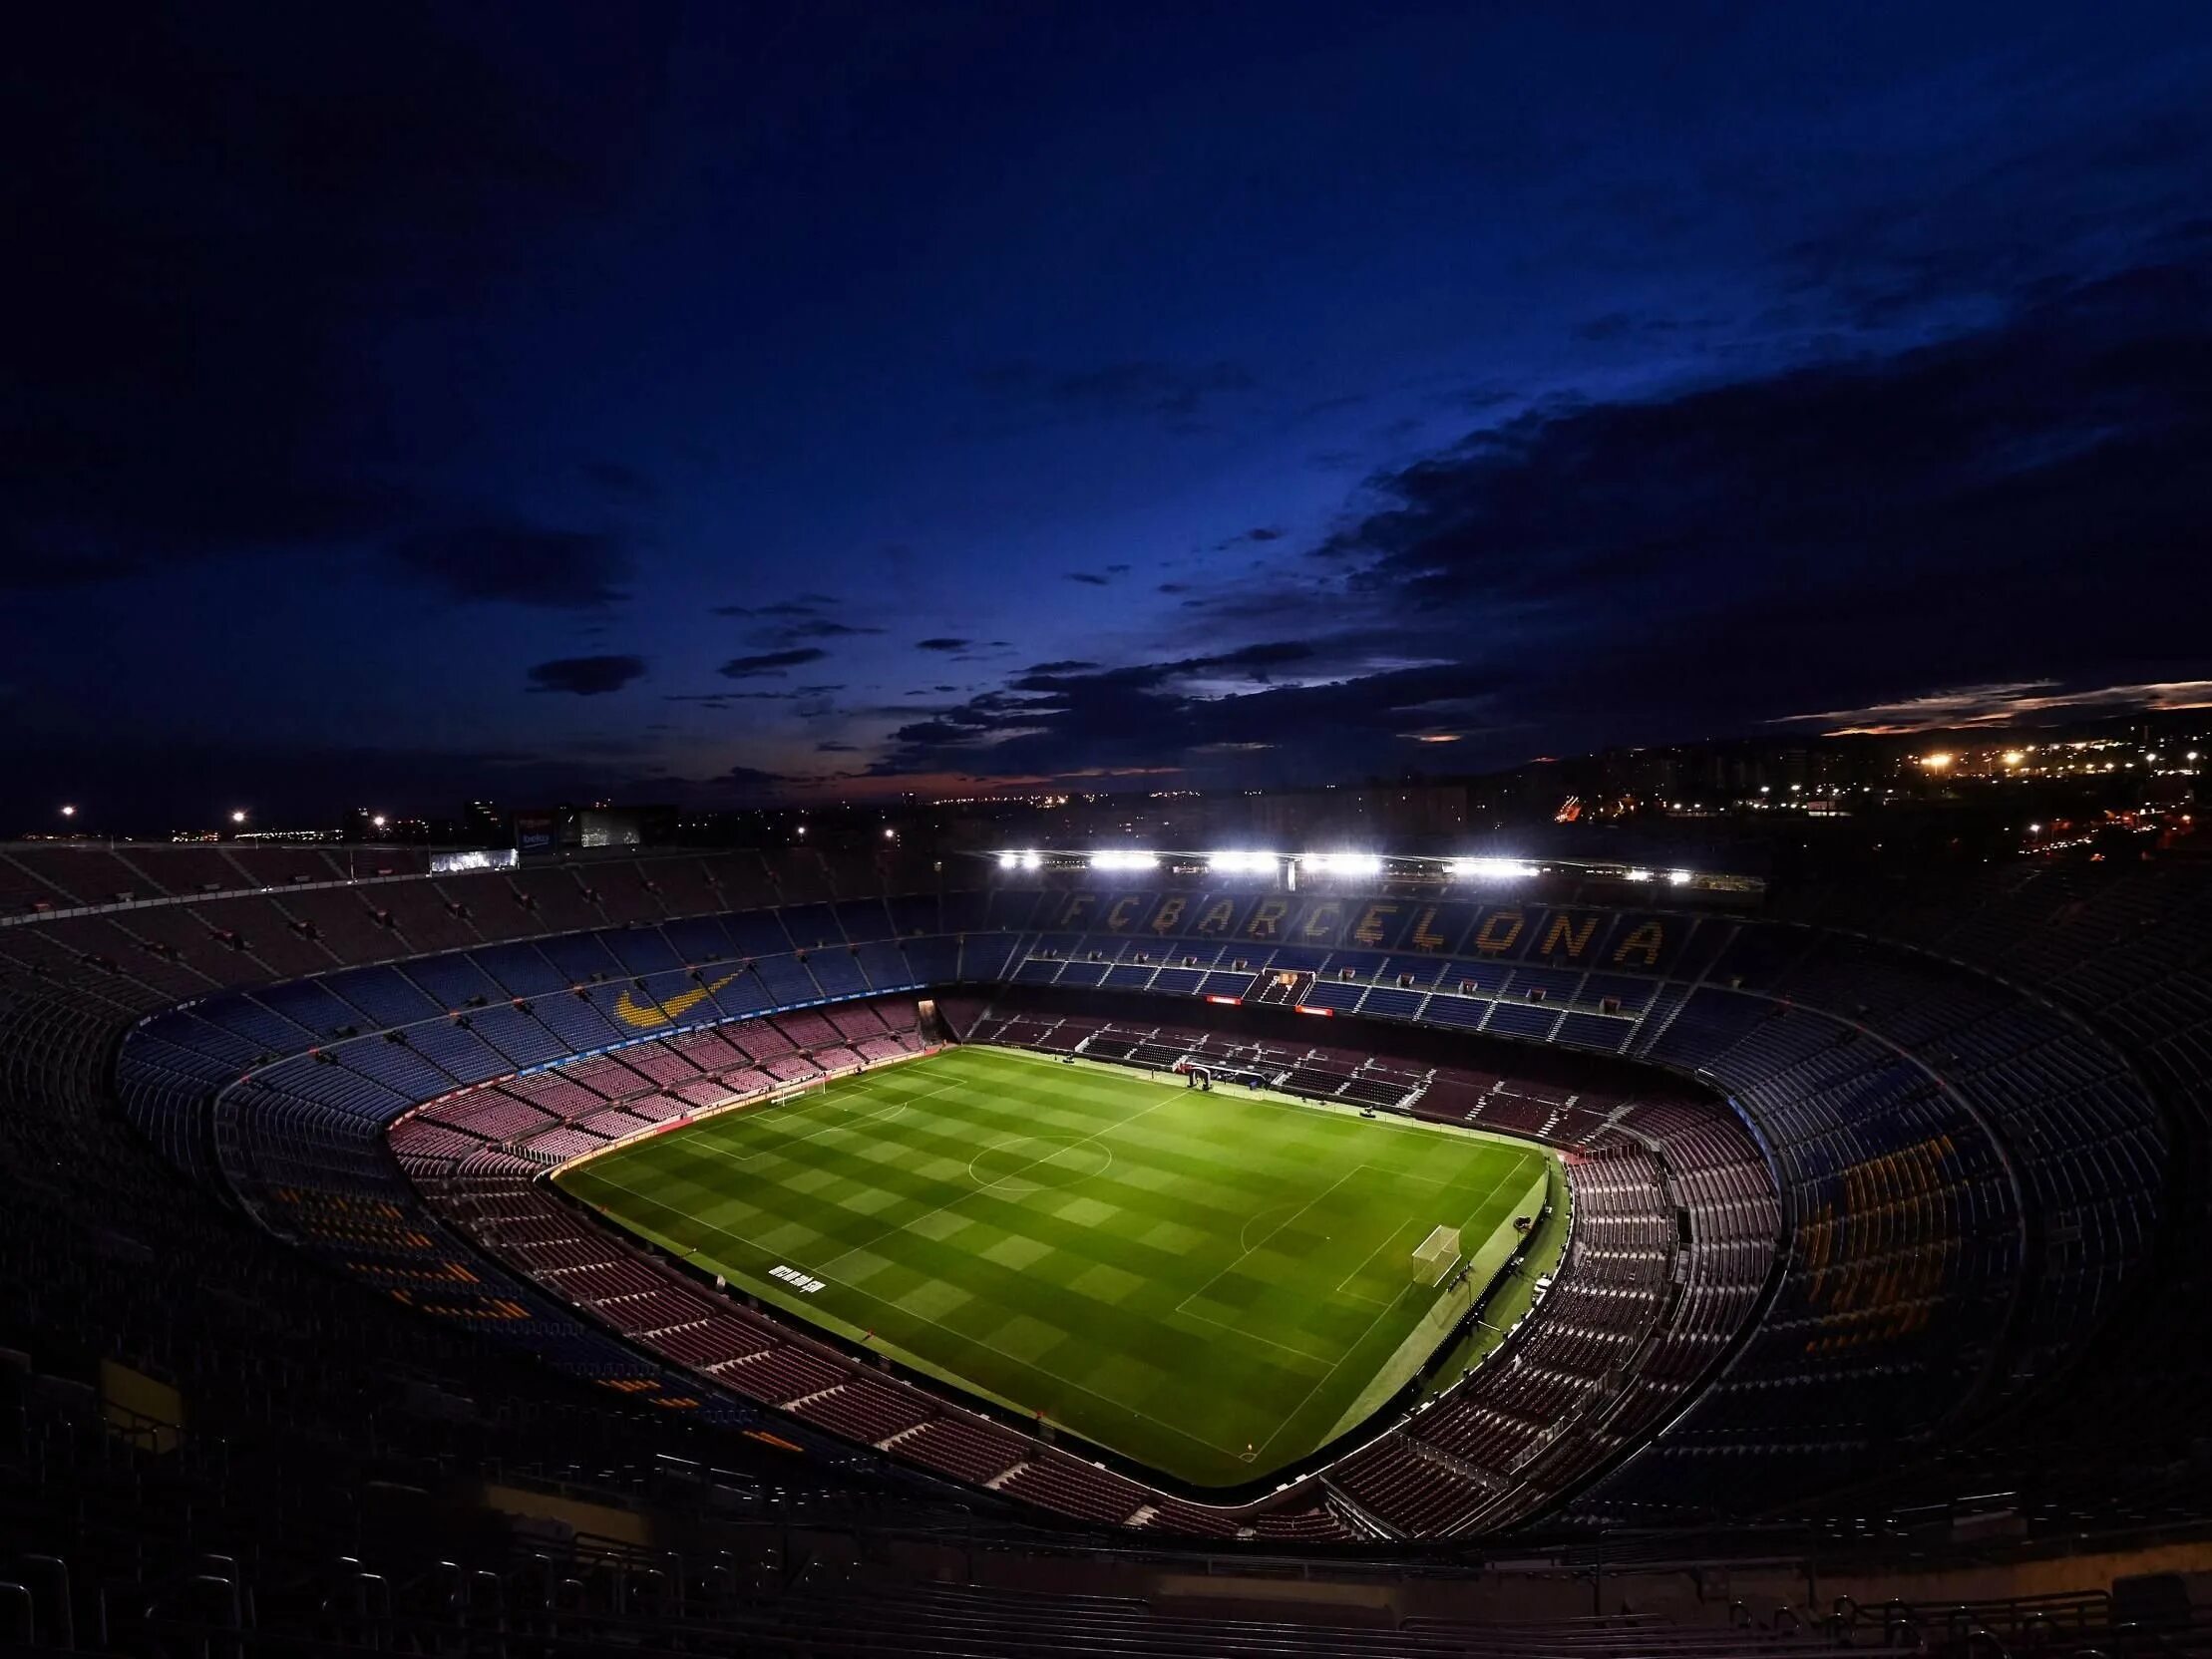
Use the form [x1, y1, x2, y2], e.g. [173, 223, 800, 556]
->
[968, 1134, 1113, 1194]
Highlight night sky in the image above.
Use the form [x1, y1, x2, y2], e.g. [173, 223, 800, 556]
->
[8, 3, 2211, 830]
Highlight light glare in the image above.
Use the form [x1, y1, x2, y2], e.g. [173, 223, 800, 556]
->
[1088, 848, 1158, 871]
[1301, 852, 1383, 876]
[1449, 857, 1538, 880]
[1207, 850, 1279, 874]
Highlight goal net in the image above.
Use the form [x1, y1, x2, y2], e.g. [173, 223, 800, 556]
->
[1410, 1224, 1462, 1286]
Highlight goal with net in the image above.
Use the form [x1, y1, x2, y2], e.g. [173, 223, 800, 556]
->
[1410, 1224, 1462, 1286]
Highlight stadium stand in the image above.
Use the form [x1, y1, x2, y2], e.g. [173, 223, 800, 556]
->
[8, 837, 2212, 1633]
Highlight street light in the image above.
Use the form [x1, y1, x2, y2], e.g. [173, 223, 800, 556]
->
[59, 804, 76, 819]
[371, 815, 387, 830]
[230, 810, 247, 825]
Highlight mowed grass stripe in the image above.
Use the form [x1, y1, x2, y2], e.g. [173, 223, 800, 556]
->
[558, 1046, 1553, 1487]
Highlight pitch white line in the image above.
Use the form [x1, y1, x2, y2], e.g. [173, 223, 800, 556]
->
[1172, 1162, 1368, 1320]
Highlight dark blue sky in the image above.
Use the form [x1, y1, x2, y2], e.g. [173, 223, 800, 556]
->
[7, 2, 2210, 827]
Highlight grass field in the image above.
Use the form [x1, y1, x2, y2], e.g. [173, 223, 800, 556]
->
[557, 1045, 1553, 1487]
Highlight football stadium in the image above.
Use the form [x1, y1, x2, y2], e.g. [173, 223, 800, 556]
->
[7, 835, 2212, 1653]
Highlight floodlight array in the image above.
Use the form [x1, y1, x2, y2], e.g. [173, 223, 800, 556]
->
[1206, 850, 1280, 874]
[1300, 851, 1383, 877]
[1088, 848, 1160, 871]
[1449, 857, 1539, 880]
[994, 849, 1043, 870]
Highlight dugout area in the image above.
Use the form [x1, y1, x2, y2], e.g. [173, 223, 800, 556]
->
[556, 1045, 1559, 1490]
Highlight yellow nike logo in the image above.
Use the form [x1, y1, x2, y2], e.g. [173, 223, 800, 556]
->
[614, 974, 736, 1029]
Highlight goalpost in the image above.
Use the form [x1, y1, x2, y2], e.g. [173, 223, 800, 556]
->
[1410, 1224, 1462, 1286]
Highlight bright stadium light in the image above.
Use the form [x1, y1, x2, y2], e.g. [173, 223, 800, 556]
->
[1667, 868, 1693, 886]
[1017, 849, 1041, 870]
[1301, 852, 1382, 877]
[1088, 848, 1158, 871]
[1449, 857, 1538, 880]
[1207, 850, 1279, 874]
[1624, 867, 1655, 882]
[996, 851, 1017, 869]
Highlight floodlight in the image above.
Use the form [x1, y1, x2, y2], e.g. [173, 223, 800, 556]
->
[1301, 852, 1382, 876]
[1449, 857, 1537, 880]
[1667, 869, 1693, 886]
[1207, 850, 1278, 874]
[1088, 849, 1158, 871]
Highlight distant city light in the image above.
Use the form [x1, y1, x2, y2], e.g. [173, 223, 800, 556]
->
[1301, 852, 1383, 877]
[1920, 753, 1953, 770]
[884, 826, 898, 839]
[230, 810, 247, 824]
[1088, 848, 1157, 871]
[1449, 857, 1538, 880]
[2003, 750, 2027, 766]
[1206, 850, 1279, 874]
[1667, 869, 1693, 886]
[371, 814, 386, 830]
[1624, 867, 1655, 882]
[59, 804, 76, 818]
[2028, 824, 2042, 833]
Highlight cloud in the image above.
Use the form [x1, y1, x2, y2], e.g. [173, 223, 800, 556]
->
[766, 618, 880, 640]
[390, 523, 632, 609]
[815, 740, 861, 753]
[718, 647, 830, 679]
[868, 654, 1505, 786]
[975, 359, 1256, 425]
[1284, 257, 2212, 754]
[1066, 571, 1111, 586]
[1773, 679, 2212, 734]
[853, 257, 2212, 786]
[710, 592, 844, 618]
[526, 654, 646, 696]
[1217, 526, 1285, 548]
[916, 636, 970, 652]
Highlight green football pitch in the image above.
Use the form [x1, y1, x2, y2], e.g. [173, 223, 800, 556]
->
[556, 1045, 1553, 1487]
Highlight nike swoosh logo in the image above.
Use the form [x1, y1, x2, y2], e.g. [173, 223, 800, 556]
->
[614, 973, 736, 1029]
